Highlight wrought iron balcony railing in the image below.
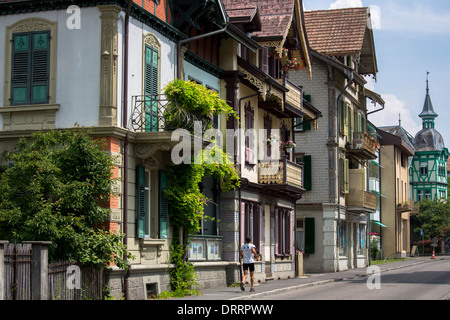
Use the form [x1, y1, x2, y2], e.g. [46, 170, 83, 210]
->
[131, 94, 216, 133]
[131, 94, 172, 132]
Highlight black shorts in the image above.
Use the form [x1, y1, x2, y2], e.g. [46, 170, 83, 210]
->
[242, 263, 255, 272]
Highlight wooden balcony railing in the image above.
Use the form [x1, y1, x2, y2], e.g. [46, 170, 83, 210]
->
[347, 191, 376, 212]
[347, 168, 376, 212]
[278, 78, 303, 115]
[258, 156, 303, 188]
[347, 132, 377, 160]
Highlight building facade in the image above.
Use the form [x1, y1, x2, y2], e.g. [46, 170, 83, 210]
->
[220, 0, 319, 283]
[0, 0, 321, 299]
[376, 124, 415, 258]
[290, 7, 383, 272]
[409, 77, 449, 202]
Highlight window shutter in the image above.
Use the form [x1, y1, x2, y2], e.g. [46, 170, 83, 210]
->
[343, 102, 349, 137]
[304, 217, 315, 254]
[254, 204, 262, 255]
[11, 33, 31, 105]
[11, 31, 50, 105]
[136, 164, 146, 239]
[303, 155, 312, 191]
[144, 45, 159, 132]
[240, 202, 246, 247]
[303, 120, 311, 131]
[343, 159, 349, 193]
[159, 170, 169, 239]
[288, 211, 293, 255]
[357, 112, 362, 133]
[31, 31, 50, 104]
[274, 209, 279, 255]
[260, 47, 269, 74]
[349, 105, 354, 142]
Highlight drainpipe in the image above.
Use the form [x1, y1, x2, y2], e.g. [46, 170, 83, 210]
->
[122, 0, 132, 301]
[176, 25, 228, 79]
[336, 71, 354, 268]
[367, 101, 384, 115]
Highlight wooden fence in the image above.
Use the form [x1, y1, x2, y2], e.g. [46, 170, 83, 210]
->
[3, 243, 33, 300]
[48, 261, 104, 300]
[1, 242, 104, 300]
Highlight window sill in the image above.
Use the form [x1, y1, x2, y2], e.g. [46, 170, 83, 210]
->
[0, 103, 60, 131]
[0, 103, 60, 113]
[139, 238, 166, 247]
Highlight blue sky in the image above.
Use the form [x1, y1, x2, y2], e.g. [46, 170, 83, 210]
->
[302, 0, 450, 146]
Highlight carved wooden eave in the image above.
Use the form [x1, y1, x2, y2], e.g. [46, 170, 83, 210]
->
[294, 0, 312, 79]
[256, 0, 312, 80]
[134, 132, 177, 169]
[237, 58, 286, 111]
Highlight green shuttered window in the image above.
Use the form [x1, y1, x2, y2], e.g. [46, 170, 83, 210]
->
[135, 166, 169, 239]
[135, 164, 147, 238]
[144, 44, 159, 132]
[303, 155, 312, 191]
[11, 31, 50, 105]
[159, 170, 169, 239]
[304, 217, 315, 254]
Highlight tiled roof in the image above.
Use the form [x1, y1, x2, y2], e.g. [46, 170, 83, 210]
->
[226, 6, 258, 22]
[304, 7, 369, 55]
[223, 0, 295, 39]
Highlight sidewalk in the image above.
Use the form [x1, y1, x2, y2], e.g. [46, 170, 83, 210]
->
[176, 255, 450, 300]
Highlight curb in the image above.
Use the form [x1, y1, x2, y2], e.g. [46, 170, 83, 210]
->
[228, 279, 338, 300]
[229, 258, 437, 300]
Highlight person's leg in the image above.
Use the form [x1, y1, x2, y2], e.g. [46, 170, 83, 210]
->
[249, 264, 255, 292]
[241, 267, 248, 291]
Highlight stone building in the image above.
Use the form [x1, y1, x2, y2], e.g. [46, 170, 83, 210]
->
[289, 7, 383, 272]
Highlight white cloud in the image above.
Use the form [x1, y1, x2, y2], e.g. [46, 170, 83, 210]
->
[329, 0, 362, 9]
[328, 1, 381, 29]
[368, 5, 381, 30]
[367, 93, 421, 136]
[383, 2, 450, 34]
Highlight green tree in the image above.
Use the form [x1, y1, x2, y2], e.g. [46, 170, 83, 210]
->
[413, 198, 450, 239]
[0, 128, 131, 268]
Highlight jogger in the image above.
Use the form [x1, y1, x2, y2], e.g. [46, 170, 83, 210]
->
[239, 235, 259, 292]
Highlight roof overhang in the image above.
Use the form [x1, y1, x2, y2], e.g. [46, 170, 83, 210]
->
[225, 23, 261, 52]
[377, 128, 416, 156]
[364, 87, 385, 107]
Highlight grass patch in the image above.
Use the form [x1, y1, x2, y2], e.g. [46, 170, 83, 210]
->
[370, 258, 407, 265]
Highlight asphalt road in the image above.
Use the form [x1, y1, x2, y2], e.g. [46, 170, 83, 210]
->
[257, 259, 450, 300]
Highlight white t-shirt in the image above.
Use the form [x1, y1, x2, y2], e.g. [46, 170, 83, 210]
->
[240, 243, 256, 264]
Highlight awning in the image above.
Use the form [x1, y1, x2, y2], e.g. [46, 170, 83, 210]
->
[370, 159, 383, 168]
[372, 220, 387, 227]
[371, 190, 387, 198]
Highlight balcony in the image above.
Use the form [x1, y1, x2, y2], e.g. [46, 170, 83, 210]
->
[131, 94, 190, 133]
[346, 132, 377, 160]
[131, 94, 186, 162]
[258, 156, 305, 200]
[347, 169, 376, 213]
[237, 57, 302, 118]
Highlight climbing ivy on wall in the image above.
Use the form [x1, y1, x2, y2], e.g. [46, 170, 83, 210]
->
[159, 80, 240, 297]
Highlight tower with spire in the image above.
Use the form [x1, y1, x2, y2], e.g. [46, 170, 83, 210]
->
[409, 72, 449, 201]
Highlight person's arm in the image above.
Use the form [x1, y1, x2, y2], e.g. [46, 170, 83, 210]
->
[252, 247, 259, 261]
